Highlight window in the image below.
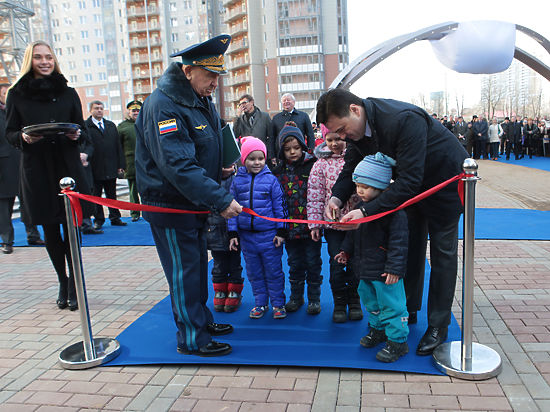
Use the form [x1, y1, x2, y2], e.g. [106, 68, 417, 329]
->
[78, 1, 86, 10]
[98, 73, 107, 80]
[170, 18, 178, 27]
[185, 31, 195, 41]
[62, 2, 70, 10]
[83, 59, 91, 68]
[93, 14, 101, 23]
[171, 33, 178, 42]
[86, 87, 94, 97]
[64, 17, 72, 25]
[99, 87, 107, 95]
[94, 29, 102, 37]
[67, 47, 75, 55]
[81, 31, 89, 39]
[69, 75, 77, 83]
[183, 0, 192, 9]
[82, 45, 90, 53]
[65, 33, 73, 41]
[79, 16, 86, 24]
[85, 74, 92, 82]
[96, 43, 104, 52]
[184, 16, 193, 25]
[68, 61, 76, 69]
[53, 34, 61, 42]
[51, 19, 59, 27]
[97, 58, 105, 66]
[169, 2, 177, 11]
[92, 0, 100, 7]
[55, 48, 62, 56]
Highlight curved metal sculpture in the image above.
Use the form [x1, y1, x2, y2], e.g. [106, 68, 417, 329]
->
[330, 22, 550, 90]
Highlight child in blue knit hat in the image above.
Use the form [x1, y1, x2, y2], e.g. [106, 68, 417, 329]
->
[335, 152, 410, 363]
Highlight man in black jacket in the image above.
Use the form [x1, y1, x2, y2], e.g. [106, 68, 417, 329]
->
[317, 89, 468, 356]
[86, 101, 126, 229]
[233, 94, 274, 163]
[272, 93, 315, 152]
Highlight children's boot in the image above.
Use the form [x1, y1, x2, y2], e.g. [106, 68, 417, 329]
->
[213, 283, 228, 312]
[347, 286, 363, 321]
[376, 341, 409, 363]
[285, 280, 304, 312]
[306, 282, 321, 315]
[224, 283, 243, 312]
[332, 288, 348, 323]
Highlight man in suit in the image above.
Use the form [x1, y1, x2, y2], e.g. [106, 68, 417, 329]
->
[85, 101, 126, 229]
[453, 116, 468, 151]
[272, 93, 315, 152]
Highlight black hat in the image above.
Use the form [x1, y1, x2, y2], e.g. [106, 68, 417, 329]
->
[170, 34, 231, 74]
[126, 100, 142, 110]
[472, 115, 478, 119]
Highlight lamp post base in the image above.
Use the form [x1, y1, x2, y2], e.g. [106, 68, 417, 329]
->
[59, 337, 121, 370]
[433, 341, 502, 380]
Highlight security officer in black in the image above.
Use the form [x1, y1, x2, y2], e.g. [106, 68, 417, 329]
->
[135, 35, 242, 356]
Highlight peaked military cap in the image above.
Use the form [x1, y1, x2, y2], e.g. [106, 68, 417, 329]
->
[126, 100, 142, 110]
[170, 34, 231, 74]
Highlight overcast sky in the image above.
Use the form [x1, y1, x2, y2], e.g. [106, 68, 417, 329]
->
[346, 0, 550, 111]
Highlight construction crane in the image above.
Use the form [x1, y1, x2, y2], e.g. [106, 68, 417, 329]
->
[0, 0, 34, 82]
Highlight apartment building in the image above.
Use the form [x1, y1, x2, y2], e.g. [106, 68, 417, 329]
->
[222, 0, 348, 119]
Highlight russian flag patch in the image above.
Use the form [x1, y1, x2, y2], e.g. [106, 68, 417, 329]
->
[158, 119, 178, 135]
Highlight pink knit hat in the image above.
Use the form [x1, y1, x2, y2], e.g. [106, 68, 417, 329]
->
[240, 136, 267, 163]
[320, 123, 330, 139]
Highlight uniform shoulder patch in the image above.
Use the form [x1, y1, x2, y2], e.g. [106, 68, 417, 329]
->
[195, 124, 207, 130]
[158, 119, 178, 135]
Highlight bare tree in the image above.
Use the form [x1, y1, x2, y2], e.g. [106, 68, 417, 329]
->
[481, 75, 506, 119]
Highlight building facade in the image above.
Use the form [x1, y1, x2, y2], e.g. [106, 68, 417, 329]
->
[222, 0, 348, 120]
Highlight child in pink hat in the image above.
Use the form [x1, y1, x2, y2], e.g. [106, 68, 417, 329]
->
[228, 137, 288, 319]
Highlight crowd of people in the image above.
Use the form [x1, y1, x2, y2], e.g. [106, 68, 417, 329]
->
[8, 34, 536, 365]
[434, 113, 549, 160]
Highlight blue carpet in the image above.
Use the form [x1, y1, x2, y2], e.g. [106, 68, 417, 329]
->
[495, 155, 550, 172]
[10, 207, 550, 247]
[105, 245, 461, 374]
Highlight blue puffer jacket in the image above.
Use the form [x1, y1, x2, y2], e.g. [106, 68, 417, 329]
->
[135, 62, 233, 228]
[228, 165, 287, 234]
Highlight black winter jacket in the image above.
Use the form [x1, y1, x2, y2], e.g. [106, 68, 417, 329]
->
[341, 209, 408, 281]
[85, 116, 125, 181]
[5, 72, 91, 224]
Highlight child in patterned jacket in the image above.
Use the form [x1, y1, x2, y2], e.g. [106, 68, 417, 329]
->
[307, 124, 362, 323]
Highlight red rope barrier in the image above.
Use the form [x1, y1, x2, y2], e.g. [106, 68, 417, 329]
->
[61, 171, 469, 228]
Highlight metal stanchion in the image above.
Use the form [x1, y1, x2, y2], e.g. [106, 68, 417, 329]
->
[432, 159, 502, 380]
[58, 177, 121, 369]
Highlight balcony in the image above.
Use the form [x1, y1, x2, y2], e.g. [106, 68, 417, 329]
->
[223, 0, 240, 6]
[225, 5, 246, 23]
[128, 22, 160, 33]
[133, 69, 162, 80]
[130, 37, 162, 49]
[127, 5, 158, 18]
[226, 74, 249, 87]
[229, 20, 248, 37]
[227, 38, 248, 55]
[131, 54, 163, 64]
[228, 56, 249, 70]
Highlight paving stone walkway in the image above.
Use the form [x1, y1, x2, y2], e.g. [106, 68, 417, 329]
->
[0, 159, 549, 411]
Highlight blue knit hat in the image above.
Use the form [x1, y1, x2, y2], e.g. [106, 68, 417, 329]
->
[352, 152, 396, 190]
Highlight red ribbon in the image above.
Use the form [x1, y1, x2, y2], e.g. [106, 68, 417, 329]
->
[61, 172, 470, 228]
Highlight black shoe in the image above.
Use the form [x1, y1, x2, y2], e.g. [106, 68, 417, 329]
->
[2, 243, 13, 254]
[27, 239, 45, 246]
[93, 223, 103, 230]
[111, 219, 127, 226]
[408, 311, 417, 325]
[68, 300, 78, 311]
[57, 283, 68, 309]
[376, 341, 409, 363]
[207, 323, 233, 336]
[177, 341, 232, 357]
[332, 306, 347, 323]
[360, 327, 387, 348]
[285, 297, 304, 312]
[306, 301, 321, 315]
[82, 227, 104, 234]
[131, 216, 140, 222]
[416, 326, 448, 356]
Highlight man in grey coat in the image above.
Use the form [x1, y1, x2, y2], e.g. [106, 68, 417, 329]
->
[232, 94, 274, 164]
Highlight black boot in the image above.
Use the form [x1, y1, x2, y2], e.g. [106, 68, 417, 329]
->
[306, 283, 321, 315]
[286, 280, 304, 312]
[67, 274, 78, 311]
[376, 341, 409, 363]
[57, 277, 68, 309]
[332, 288, 348, 323]
[347, 286, 363, 321]
[360, 327, 387, 348]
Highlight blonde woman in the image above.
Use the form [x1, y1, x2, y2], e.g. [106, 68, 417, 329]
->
[6, 41, 90, 311]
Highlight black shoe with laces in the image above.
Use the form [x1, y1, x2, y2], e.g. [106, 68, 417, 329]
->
[177, 341, 232, 357]
[306, 301, 321, 315]
[376, 341, 409, 363]
[285, 297, 304, 312]
[360, 327, 387, 348]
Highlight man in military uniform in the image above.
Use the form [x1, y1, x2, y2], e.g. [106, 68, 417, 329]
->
[118, 100, 142, 222]
[135, 35, 242, 356]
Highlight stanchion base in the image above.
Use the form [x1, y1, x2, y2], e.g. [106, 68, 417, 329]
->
[59, 337, 121, 370]
[433, 341, 502, 380]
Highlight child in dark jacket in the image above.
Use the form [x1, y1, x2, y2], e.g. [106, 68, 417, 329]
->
[207, 165, 244, 313]
[273, 125, 323, 315]
[228, 137, 288, 319]
[336, 152, 409, 363]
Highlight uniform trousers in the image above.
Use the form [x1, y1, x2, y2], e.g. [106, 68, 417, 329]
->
[149, 223, 213, 351]
[404, 204, 460, 328]
[127, 178, 140, 219]
[358, 279, 409, 343]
